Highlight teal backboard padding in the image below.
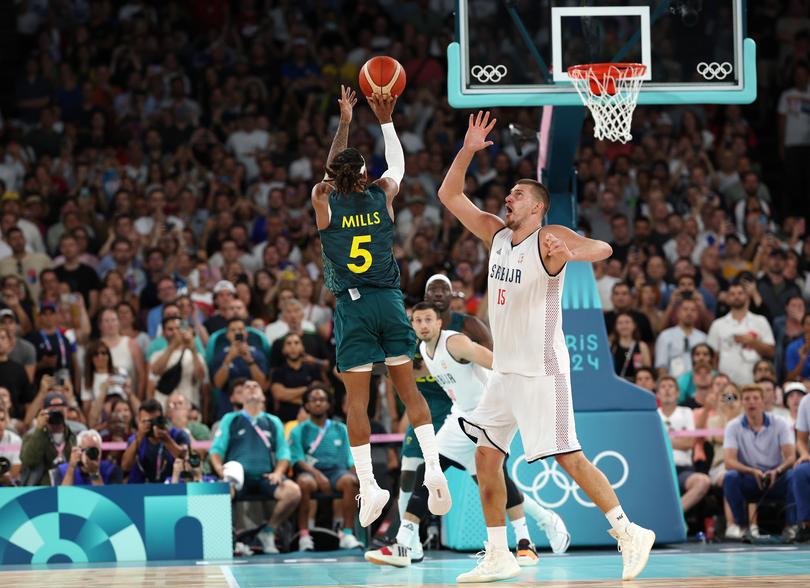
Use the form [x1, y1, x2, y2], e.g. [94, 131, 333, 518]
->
[447, 38, 757, 108]
[442, 411, 686, 549]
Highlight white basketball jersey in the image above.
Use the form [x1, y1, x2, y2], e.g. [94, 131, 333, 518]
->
[488, 227, 569, 376]
[419, 330, 488, 415]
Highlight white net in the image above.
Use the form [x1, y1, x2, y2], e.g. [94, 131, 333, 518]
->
[568, 63, 646, 144]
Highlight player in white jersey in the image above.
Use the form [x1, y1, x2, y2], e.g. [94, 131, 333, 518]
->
[365, 303, 570, 568]
[438, 112, 656, 583]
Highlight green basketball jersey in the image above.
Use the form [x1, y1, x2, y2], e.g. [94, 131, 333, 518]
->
[413, 312, 466, 420]
[320, 183, 400, 295]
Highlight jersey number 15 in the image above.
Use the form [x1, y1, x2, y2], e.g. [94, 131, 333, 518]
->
[347, 235, 373, 274]
[497, 288, 506, 305]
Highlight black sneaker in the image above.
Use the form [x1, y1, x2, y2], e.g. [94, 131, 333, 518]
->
[515, 538, 539, 567]
[796, 527, 810, 543]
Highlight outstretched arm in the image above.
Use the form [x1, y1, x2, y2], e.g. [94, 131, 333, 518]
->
[437, 111, 504, 245]
[540, 225, 613, 276]
[313, 85, 357, 230]
[367, 93, 403, 202]
[324, 85, 357, 178]
[446, 333, 493, 370]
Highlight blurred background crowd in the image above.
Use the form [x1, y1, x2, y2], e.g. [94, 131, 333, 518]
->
[0, 0, 809, 549]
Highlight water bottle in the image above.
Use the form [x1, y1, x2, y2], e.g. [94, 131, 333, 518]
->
[705, 516, 717, 542]
[696, 531, 706, 544]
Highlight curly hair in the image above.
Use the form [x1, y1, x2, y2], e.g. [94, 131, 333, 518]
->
[326, 148, 365, 195]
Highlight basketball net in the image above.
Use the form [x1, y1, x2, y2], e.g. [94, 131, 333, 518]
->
[567, 63, 646, 144]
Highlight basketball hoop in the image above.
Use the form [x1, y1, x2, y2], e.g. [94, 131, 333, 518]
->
[567, 63, 647, 144]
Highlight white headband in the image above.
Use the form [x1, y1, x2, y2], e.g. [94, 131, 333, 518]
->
[425, 274, 453, 294]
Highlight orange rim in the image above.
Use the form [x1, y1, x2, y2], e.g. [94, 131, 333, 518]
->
[567, 62, 647, 81]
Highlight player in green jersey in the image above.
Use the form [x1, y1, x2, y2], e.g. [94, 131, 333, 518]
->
[310, 86, 450, 528]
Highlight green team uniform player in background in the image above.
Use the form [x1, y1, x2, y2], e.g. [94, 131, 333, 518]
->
[310, 85, 451, 529]
[398, 274, 493, 522]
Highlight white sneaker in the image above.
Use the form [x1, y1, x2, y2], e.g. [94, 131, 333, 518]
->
[749, 524, 761, 538]
[234, 541, 253, 557]
[365, 542, 411, 567]
[257, 529, 279, 554]
[357, 483, 390, 527]
[540, 510, 571, 554]
[725, 524, 743, 540]
[456, 543, 521, 583]
[423, 466, 452, 516]
[340, 533, 364, 550]
[410, 534, 424, 563]
[299, 534, 315, 552]
[608, 523, 655, 581]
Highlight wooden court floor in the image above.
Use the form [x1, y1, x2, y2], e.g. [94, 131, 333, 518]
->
[1, 545, 809, 587]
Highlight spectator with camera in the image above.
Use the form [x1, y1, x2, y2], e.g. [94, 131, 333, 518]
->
[170, 447, 204, 484]
[708, 283, 775, 386]
[121, 398, 190, 484]
[0, 401, 21, 486]
[290, 385, 361, 551]
[150, 316, 207, 410]
[209, 380, 301, 554]
[0, 325, 32, 420]
[723, 384, 797, 540]
[655, 299, 708, 378]
[28, 301, 78, 388]
[56, 429, 122, 486]
[210, 317, 268, 419]
[19, 391, 76, 485]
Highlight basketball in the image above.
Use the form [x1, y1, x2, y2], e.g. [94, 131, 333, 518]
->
[358, 55, 407, 98]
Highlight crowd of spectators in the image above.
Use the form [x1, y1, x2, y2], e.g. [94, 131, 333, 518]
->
[0, 0, 809, 551]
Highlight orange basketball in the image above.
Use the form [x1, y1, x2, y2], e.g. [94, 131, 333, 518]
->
[358, 56, 407, 98]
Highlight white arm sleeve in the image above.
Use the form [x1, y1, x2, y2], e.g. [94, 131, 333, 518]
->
[380, 122, 405, 185]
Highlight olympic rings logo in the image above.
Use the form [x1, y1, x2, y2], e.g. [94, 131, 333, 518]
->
[696, 62, 733, 81]
[471, 64, 508, 83]
[510, 450, 629, 509]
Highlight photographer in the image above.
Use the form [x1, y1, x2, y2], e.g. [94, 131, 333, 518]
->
[22, 374, 86, 435]
[19, 392, 76, 486]
[170, 448, 204, 484]
[723, 384, 797, 540]
[121, 399, 190, 484]
[0, 402, 21, 486]
[149, 317, 207, 410]
[56, 430, 122, 486]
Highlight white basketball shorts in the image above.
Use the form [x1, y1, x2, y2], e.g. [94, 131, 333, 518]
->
[459, 371, 581, 462]
[436, 408, 478, 475]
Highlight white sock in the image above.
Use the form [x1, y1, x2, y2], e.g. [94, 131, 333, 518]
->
[510, 517, 531, 543]
[413, 424, 440, 465]
[350, 444, 375, 488]
[521, 495, 553, 527]
[606, 506, 630, 534]
[396, 519, 418, 547]
[487, 526, 508, 550]
[398, 488, 414, 521]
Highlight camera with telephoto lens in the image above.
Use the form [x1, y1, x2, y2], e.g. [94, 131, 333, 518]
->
[234, 332, 244, 343]
[151, 415, 169, 430]
[48, 410, 65, 426]
[82, 447, 100, 461]
[0, 456, 10, 476]
[187, 452, 201, 469]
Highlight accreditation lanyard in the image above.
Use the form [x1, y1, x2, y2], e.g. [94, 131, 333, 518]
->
[41, 329, 68, 366]
[242, 410, 273, 449]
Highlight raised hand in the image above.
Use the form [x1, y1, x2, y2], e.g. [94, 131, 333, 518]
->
[338, 84, 357, 123]
[463, 111, 497, 152]
[366, 93, 396, 124]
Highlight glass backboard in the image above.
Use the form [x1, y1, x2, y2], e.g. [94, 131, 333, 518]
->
[449, 0, 756, 107]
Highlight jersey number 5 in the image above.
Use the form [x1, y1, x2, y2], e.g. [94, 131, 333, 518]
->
[497, 288, 506, 305]
[347, 235, 373, 273]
